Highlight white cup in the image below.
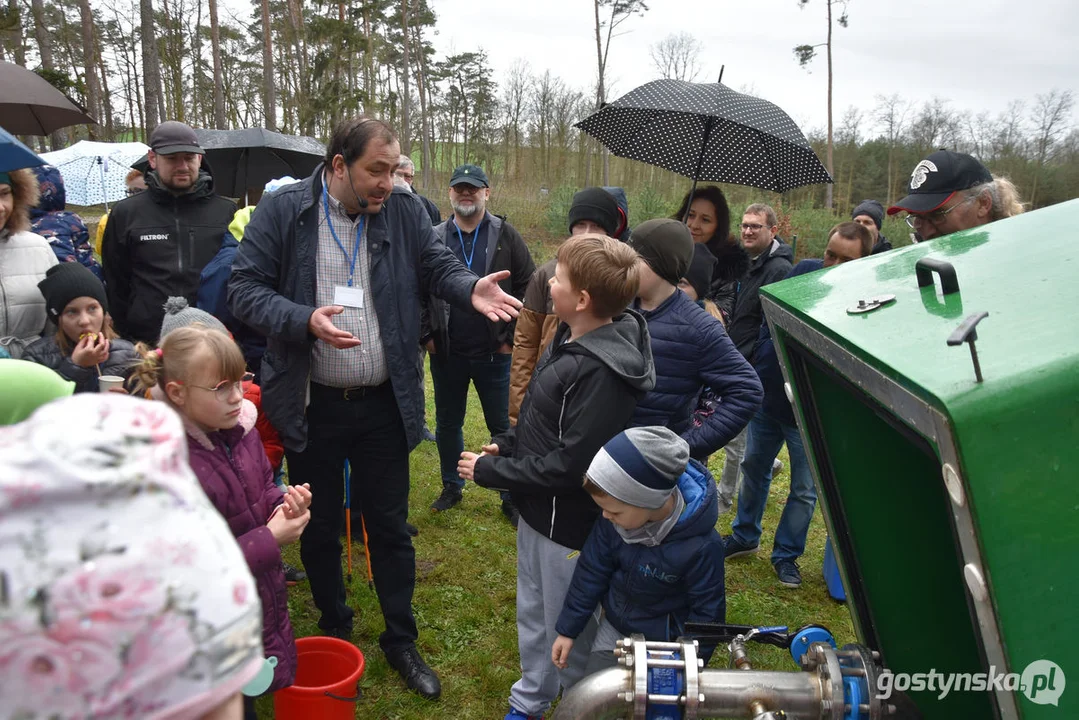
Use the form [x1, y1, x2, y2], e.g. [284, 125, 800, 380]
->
[98, 375, 126, 393]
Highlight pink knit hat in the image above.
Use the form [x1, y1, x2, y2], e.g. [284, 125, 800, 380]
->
[0, 394, 264, 719]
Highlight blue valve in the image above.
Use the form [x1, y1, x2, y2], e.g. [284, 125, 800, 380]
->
[788, 626, 836, 665]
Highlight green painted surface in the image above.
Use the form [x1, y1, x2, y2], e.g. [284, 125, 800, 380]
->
[764, 201, 1079, 718]
[803, 360, 991, 718]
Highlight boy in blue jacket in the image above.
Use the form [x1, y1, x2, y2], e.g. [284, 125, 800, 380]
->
[627, 219, 762, 461]
[552, 426, 726, 673]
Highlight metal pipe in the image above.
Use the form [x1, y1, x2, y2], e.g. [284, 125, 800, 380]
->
[552, 667, 634, 720]
[551, 667, 826, 720]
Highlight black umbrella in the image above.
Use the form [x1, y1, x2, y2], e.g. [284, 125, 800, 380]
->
[576, 79, 832, 196]
[194, 128, 325, 198]
[0, 61, 96, 135]
[132, 127, 325, 199]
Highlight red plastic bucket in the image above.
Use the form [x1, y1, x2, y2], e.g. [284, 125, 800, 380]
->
[274, 637, 366, 720]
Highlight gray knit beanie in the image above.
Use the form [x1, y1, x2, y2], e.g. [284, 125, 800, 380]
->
[586, 426, 689, 509]
[159, 297, 228, 341]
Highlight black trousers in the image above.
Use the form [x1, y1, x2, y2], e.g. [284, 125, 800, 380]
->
[286, 381, 418, 651]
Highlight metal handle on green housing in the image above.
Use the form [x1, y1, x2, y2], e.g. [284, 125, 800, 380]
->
[915, 257, 960, 295]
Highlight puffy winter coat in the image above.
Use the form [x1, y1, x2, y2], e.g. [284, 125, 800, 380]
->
[630, 290, 762, 459]
[22, 334, 138, 393]
[29, 165, 103, 281]
[182, 398, 296, 692]
[1, 168, 58, 359]
[242, 379, 284, 470]
[475, 312, 655, 550]
[556, 461, 726, 662]
[0, 230, 58, 359]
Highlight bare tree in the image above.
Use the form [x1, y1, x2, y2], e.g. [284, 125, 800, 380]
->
[503, 59, 531, 180]
[592, 0, 648, 184]
[400, 0, 411, 154]
[260, 0, 275, 129]
[207, 0, 226, 127]
[794, 0, 849, 209]
[873, 93, 910, 202]
[1029, 89, 1075, 204]
[649, 31, 702, 82]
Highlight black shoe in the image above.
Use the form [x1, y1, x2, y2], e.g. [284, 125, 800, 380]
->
[421, 426, 437, 442]
[430, 487, 462, 512]
[283, 562, 306, 585]
[500, 498, 520, 528]
[774, 559, 803, 588]
[384, 644, 441, 700]
[721, 534, 760, 560]
[406, 521, 419, 537]
[323, 624, 352, 641]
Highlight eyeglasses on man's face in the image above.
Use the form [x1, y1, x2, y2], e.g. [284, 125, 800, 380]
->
[904, 195, 976, 230]
[451, 184, 482, 195]
[126, 187, 144, 197]
[395, 170, 414, 183]
[741, 223, 765, 232]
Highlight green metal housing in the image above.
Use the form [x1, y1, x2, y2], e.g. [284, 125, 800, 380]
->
[761, 200, 1079, 719]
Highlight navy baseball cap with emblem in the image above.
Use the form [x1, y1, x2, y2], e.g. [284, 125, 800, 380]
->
[450, 164, 489, 188]
[887, 150, 992, 215]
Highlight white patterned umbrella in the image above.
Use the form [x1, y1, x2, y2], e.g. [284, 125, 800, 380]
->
[40, 140, 149, 208]
[576, 79, 832, 193]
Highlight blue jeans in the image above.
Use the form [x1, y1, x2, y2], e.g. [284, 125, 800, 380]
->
[731, 411, 817, 564]
[430, 350, 511, 496]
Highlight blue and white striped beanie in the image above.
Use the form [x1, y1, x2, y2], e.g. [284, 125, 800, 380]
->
[587, 426, 689, 509]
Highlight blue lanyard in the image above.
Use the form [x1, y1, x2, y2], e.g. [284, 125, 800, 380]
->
[322, 181, 365, 287]
[454, 221, 482, 271]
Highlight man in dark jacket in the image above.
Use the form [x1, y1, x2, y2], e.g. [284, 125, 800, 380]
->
[852, 199, 892, 254]
[724, 221, 872, 589]
[425, 164, 535, 523]
[227, 117, 522, 702]
[718, 203, 794, 511]
[102, 121, 235, 343]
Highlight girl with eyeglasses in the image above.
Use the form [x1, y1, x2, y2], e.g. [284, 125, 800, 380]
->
[133, 321, 312, 718]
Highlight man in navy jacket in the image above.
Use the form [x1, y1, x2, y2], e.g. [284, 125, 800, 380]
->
[228, 117, 521, 701]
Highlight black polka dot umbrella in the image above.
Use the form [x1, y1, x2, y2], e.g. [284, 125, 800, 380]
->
[576, 79, 833, 193]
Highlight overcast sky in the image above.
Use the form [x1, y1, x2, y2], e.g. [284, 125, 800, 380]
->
[427, 0, 1078, 135]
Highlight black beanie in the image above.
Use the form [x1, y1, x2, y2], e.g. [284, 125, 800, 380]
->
[567, 187, 620, 237]
[852, 199, 884, 229]
[629, 218, 694, 287]
[683, 243, 717, 300]
[38, 262, 108, 323]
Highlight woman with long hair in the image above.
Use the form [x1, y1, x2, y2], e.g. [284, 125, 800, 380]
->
[0, 167, 58, 359]
[672, 186, 748, 324]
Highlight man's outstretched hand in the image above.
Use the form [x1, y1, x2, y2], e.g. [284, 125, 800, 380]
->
[308, 305, 361, 349]
[472, 270, 523, 322]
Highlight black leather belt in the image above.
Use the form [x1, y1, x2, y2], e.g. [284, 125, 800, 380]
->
[311, 380, 392, 401]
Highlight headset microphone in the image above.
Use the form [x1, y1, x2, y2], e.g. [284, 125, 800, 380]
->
[345, 166, 369, 210]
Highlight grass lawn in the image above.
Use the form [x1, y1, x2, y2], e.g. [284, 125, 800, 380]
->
[261, 365, 856, 719]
